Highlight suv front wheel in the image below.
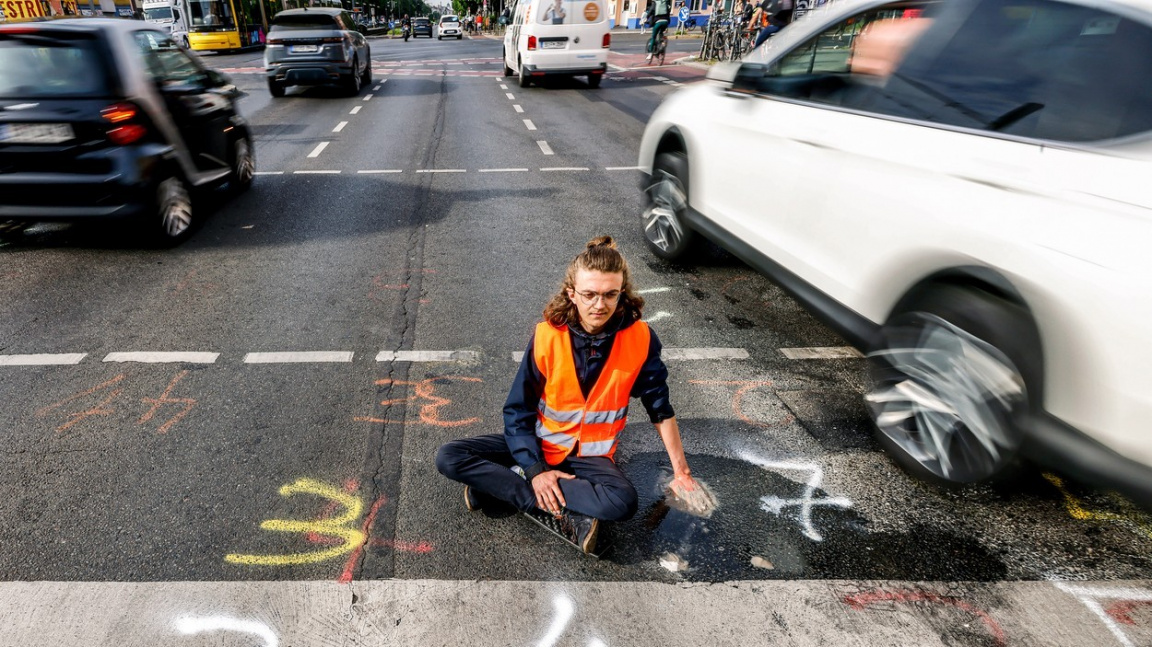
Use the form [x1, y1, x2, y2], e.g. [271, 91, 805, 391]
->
[642, 152, 699, 261]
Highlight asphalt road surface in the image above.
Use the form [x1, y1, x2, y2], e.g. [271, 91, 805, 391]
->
[1, 32, 1150, 647]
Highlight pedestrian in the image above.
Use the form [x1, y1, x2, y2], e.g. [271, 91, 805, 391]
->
[435, 236, 705, 555]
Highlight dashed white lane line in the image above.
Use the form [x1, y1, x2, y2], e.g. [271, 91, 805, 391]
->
[479, 168, 530, 173]
[103, 352, 219, 364]
[663, 348, 750, 361]
[779, 347, 864, 360]
[243, 351, 354, 364]
[537, 141, 554, 155]
[500, 84, 508, 90]
[350, 106, 362, 115]
[376, 350, 480, 362]
[294, 170, 341, 174]
[639, 287, 672, 294]
[416, 169, 466, 173]
[307, 142, 329, 158]
[513, 104, 524, 113]
[363, 94, 374, 101]
[374, 84, 383, 91]
[0, 353, 86, 366]
[541, 167, 588, 171]
[606, 166, 642, 171]
[505, 92, 516, 100]
[357, 169, 404, 174]
[333, 121, 348, 133]
[643, 311, 672, 323]
[254, 171, 284, 176]
[523, 119, 537, 131]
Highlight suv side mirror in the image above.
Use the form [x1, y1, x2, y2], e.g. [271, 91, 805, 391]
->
[731, 62, 768, 94]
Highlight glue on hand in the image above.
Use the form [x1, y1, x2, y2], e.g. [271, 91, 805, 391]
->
[665, 472, 719, 518]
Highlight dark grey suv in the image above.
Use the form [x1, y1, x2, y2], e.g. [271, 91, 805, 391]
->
[264, 8, 371, 97]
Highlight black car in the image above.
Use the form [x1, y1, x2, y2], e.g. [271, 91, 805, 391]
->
[0, 19, 253, 244]
[264, 8, 371, 97]
[412, 17, 433, 38]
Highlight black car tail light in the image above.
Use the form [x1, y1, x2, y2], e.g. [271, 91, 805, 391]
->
[101, 102, 147, 145]
[322, 36, 344, 42]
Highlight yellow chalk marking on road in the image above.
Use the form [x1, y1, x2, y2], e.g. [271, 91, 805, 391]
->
[225, 478, 366, 566]
[1043, 473, 1152, 540]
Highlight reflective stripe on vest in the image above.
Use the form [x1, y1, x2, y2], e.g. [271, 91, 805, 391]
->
[533, 320, 651, 464]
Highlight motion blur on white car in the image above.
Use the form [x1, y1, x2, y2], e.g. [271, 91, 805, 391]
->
[638, 0, 1152, 507]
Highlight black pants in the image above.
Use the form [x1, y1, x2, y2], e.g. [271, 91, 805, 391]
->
[435, 434, 639, 521]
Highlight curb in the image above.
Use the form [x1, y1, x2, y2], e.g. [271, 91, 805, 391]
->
[673, 55, 711, 70]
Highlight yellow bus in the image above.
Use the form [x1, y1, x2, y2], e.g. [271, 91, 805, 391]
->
[186, 0, 263, 52]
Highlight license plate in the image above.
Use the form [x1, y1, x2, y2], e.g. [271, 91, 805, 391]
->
[541, 40, 565, 49]
[291, 44, 319, 53]
[0, 123, 74, 144]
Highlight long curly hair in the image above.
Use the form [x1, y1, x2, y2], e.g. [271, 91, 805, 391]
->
[543, 236, 645, 327]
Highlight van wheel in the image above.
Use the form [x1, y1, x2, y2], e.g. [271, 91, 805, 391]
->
[503, 48, 513, 76]
[587, 73, 602, 89]
[518, 58, 531, 88]
[642, 152, 699, 261]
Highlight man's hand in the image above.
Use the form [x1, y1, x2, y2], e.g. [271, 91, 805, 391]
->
[532, 470, 576, 516]
[669, 472, 700, 497]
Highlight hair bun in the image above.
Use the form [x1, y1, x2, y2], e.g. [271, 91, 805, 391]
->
[587, 235, 617, 250]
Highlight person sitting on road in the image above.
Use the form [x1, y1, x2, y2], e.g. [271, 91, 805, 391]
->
[646, 0, 671, 62]
[435, 236, 705, 555]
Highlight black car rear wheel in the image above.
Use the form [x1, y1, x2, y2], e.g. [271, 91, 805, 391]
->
[346, 56, 362, 95]
[151, 176, 194, 244]
[268, 79, 285, 97]
[361, 48, 372, 85]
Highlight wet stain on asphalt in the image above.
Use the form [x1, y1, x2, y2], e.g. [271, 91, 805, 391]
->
[606, 453, 1007, 582]
[727, 315, 756, 330]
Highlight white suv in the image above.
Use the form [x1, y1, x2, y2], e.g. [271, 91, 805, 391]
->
[638, 0, 1152, 506]
[438, 15, 462, 39]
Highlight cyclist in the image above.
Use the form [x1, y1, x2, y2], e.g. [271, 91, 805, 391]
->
[752, 0, 785, 48]
[646, 0, 671, 63]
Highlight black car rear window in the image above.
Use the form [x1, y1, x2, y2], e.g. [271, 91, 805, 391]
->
[271, 14, 340, 29]
[0, 33, 109, 99]
[415, 18, 430, 24]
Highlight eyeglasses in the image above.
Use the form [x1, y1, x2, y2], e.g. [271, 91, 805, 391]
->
[571, 289, 622, 306]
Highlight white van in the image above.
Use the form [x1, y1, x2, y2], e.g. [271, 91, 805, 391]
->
[502, 0, 610, 88]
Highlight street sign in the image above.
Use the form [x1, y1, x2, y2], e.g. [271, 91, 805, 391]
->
[678, 5, 689, 21]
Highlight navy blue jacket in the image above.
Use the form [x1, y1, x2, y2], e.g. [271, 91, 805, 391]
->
[503, 313, 675, 480]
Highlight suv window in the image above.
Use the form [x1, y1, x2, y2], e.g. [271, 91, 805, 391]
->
[0, 33, 110, 98]
[271, 14, 340, 29]
[762, 0, 1152, 143]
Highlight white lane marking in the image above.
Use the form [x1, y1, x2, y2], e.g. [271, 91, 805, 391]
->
[512, 351, 525, 363]
[513, 104, 524, 113]
[500, 84, 508, 90]
[333, 121, 348, 133]
[540, 167, 588, 172]
[650, 75, 670, 81]
[607, 63, 627, 72]
[537, 595, 575, 647]
[779, 347, 864, 360]
[537, 141, 554, 155]
[375, 350, 480, 362]
[505, 92, 516, 100]
[523, 119, 537, 131]
[0, 353, 86, 366]
[606, 166, 642, 171]
[307, 142, 329, 158]
[357, 169, 404, 174]
[739, 452, 853, 543]
[1053, 582, 1152, 647]
[363, 94, 373, 101]
[639, 287, 672, 294]
[662, 348, 750, 360]
[350, 106, 362, 115]
[643, 311, 672, 323]
[294, 170, 341, 174]
[374, 85, 382, 91]
[175, 616, 278, 647]
[243, 352, 353, 364]
[103, 352, 219, 364]
[416, 169, 466, 173]
[479, 168, 530, 173]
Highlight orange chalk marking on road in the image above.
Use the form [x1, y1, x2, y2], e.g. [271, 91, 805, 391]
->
[690, 380, 792, 428]
[339, 494, 387, 583]
[844, 589, 1007, 647]
[356, 376, 482, 427]
[36, 374, 126, 432]
[1107, 599, 1152, 625]
[138, 369, 196, 434]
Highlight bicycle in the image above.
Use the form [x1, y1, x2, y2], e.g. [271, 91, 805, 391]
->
[650, 29, 668, 65]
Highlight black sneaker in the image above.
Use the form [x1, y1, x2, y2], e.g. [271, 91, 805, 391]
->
[464, 485, 481, 512]
[525, 508, 600, 555]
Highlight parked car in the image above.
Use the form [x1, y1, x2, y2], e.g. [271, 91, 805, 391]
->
[438, 15, 463, 39]
[412, 17, 434, 37]
[0, 19, 253, 244]
[264, 8, 371, 97]
[638, 0, 1152, 507]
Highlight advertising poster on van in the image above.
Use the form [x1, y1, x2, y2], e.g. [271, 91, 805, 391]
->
[538, 0, 602, 24]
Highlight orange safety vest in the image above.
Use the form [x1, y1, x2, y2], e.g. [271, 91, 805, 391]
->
[533, 320, 651, 465]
